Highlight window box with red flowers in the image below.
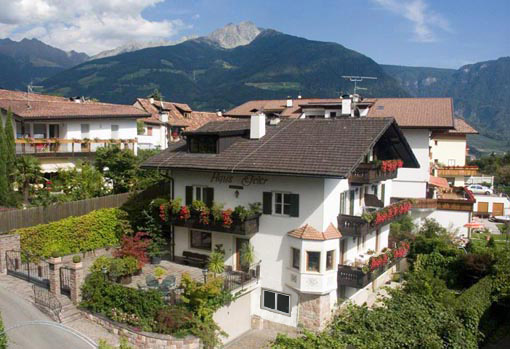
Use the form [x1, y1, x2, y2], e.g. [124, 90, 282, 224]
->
[362, 200, 412, 227]
[159, 198, 262, 235]
[349, 159, 404, 184]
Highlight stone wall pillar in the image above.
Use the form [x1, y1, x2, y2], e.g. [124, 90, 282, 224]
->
[298, 293, 332, 331]
[69, 262, 83, 303]
[0, 234, 21, 273]
[48, 257, 62, 295]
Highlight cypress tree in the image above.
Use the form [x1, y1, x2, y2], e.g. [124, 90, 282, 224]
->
[0, 115, 8, 205]
[4, 109, 15, 177]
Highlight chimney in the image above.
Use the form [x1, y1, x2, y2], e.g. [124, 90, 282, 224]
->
[149, 97, 154, 104]
[160, 113, 169, 123]
[286, 97, 293, 108]
[297, 94, 302, 99]
[342, 97, 352, 116]
[250, 113, 266, 139]
[217, 111, 223, 117]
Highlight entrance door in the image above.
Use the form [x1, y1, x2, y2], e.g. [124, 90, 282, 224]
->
[340, 239, 346, 264]
[49, 124, 60, 151]
[236, 238, 248, 271]
[493, 203, 504, 216]
[478, 202, 489, 213]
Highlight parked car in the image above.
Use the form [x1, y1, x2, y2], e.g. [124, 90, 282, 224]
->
[467, 184, 493, 195]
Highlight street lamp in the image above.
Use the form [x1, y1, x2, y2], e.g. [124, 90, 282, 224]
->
[202, 268, 208, 283]
[101, 266, 108, 281]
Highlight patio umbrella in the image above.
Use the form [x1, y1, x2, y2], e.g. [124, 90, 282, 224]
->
[464, 222, 484, 229]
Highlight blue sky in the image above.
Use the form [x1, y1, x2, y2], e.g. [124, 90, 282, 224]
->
[143, 0, 510, 68]
[1, 0, 508, 68]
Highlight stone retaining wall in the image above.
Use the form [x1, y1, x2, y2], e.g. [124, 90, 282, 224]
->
[85, 312, 201, 349]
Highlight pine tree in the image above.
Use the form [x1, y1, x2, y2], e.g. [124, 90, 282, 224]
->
[3, 109, 17, 206]
[0, 115, 8, 205]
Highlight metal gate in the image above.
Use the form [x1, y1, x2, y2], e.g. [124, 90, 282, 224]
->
[60, 266, 71, 297]
[5, 250, 50, 289]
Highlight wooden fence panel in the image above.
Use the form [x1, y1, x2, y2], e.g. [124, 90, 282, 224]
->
[0, 192, 131, 233]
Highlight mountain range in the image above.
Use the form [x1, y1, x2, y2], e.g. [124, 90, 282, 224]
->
[1, 22, 509, 153]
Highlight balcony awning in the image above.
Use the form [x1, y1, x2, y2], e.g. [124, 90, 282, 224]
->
[429, 175, 450, 189]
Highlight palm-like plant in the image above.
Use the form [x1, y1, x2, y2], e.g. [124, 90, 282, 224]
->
[240, 242, 255, 270]
[208, 251, 225, 275]
[15, 156, 43, 205]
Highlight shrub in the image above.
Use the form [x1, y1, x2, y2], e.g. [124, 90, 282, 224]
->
[154, 306, 194, 336]
[72, 255, 82, 263]
[16, 208, 129, 258]
[81, 272, 164, 331]
[114, 232, 151, 268]
[456, 253, 494, 288]
[90, 256, 139, 281]
[154, 267, 166, 279]
[0, 311, 6, 349]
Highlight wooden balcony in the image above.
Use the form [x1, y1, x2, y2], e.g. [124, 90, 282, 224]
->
[15, 138, 137, 156]
[337, 214, 370, 237]
[437, 166, 479, 177]
[337, 258, 402, 289]
[349, 163, 398, 184]
[170, 213, 261, 236]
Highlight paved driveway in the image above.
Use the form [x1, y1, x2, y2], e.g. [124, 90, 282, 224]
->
[0, 286, 95, 349]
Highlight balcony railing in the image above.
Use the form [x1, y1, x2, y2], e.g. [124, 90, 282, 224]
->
[170, 213, 261, 236]
[337, 257, 402, 289]
[338, 201, 412, 237]
[15, 138, 137, 155]
[222, 261, 261, 292]
[437, 166, 479, 177]
[349, 161, 401, 184]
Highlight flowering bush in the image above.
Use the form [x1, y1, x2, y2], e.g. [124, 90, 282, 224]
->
[114, 232, 151, 268]
[178, 205, 191, 220]
[159, 203, 168, 222]
[222, 209, 233, 228]
[381, 159, 404, 173]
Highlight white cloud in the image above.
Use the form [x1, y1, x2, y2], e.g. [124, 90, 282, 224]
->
[372, 0, 450, 42]
[0, 0, 188, 54]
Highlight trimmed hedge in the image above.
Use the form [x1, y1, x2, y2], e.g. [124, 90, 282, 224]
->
[455, 276, 495, 344]
[15, 208, 130, 258]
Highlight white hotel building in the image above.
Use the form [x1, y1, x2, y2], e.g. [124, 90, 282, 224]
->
[143, 116, 419, 331]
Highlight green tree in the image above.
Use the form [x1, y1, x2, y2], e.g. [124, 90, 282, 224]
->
[0, 117, 8, 206]
[56, 161, 107, 200]
[95, 146, 137, 193]
[14, 156, 43, 205]
[3, 109, 15, 178]
[0, 311, 7, 349]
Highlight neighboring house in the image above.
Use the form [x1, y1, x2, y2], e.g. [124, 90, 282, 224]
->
[0, 89, 149, 173]
[143, 116, 419, 330]
[226, 96, 476, 235]
[133, 98, 223, 149]
[429, 118, 479, 187]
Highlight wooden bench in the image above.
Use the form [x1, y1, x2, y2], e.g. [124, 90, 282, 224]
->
[182, 251, 209, 268]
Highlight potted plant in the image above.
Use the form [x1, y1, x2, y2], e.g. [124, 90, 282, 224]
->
[208, 250, 225, 276]
[240, 242, 255, 273]
[154, 267, 167, 282]
[147, 237, 164, 265]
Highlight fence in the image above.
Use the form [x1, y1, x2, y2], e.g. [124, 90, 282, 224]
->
[0, 192, 131, 233]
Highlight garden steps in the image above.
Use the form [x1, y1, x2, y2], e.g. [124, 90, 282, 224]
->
[59, 298, 83, 323]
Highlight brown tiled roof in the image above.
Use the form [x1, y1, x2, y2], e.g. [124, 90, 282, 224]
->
[288, 223, 341, 240]
[449, 118, 478, 134]
[134, 98, 226, 131]
[0, 99, 149, 120]
[367, 98, 454, 129]
[142, 118, 419, 178]
[0, 89, 69, 102]
[226, 97, 455, 129]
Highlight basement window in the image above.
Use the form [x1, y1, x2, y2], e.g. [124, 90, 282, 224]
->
[262, 289, 291, 315]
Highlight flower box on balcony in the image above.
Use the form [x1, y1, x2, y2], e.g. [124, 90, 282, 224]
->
[169, 213, 261, 235]
[349, 160, 403, 184]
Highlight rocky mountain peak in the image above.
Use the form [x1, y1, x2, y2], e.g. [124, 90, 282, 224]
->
[207, 21, 261, 49]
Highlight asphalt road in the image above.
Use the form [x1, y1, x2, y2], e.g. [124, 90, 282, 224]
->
[0, 286, 95, 349]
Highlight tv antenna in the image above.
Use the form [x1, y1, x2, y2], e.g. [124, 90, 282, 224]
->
[26, 83, 43, 109]
[342, 76, 377, 95]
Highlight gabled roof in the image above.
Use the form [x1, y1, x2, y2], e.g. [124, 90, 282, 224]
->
[367, 98, 454, 129]
[0, 89, 69, 102]
[134, 98, 225, 130]
[0, 99, 149, 120]
[288, 223, 342, 240]
[142, 117, 419, 178]
[226, 97, 455, 129]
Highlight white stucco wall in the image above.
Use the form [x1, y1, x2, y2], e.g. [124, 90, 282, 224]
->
[413, 209, 471, 237]
[430, 135, 467, 167]
[392, 129, 429, 198]
[474, 195, 510, 216]
[138, 124, 167, 150]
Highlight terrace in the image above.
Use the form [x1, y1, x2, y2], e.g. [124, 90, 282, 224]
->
[15, 138, 137, 156]
[349, 160, 403, 184]
[436, 165, 479, 177]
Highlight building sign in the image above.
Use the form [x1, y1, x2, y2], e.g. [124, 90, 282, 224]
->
[210, 172, 268, 186]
